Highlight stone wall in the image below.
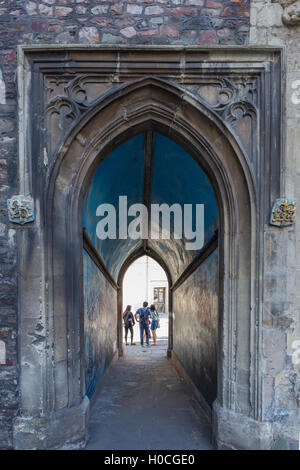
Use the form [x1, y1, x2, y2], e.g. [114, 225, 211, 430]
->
[250, 0, 300, 449]
[173, 250, 218, 409]
[83, 249, 118, 399]
[0, 47, 18, 450]
[0, 0, 250, 46]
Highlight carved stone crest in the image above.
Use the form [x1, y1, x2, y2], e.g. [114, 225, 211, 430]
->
[7, 196, 34, 225]
[270, 198, 297, 227]
[272, 0, 300, 25]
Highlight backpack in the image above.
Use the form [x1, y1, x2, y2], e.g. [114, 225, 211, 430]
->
[124, 312, 133, 328]
[138, 308, 149, 327]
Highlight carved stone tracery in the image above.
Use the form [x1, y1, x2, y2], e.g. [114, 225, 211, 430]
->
[44, 72, 258, 160]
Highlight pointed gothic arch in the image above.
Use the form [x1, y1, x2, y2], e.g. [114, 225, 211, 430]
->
[47, 77, 256, 444]
[16, 49, 282, 448]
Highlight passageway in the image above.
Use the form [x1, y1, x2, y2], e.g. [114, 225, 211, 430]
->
[83, 131, 219, 411]
[86, 313, 212, 450]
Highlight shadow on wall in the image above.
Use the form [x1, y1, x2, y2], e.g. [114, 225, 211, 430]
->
[173, 249, 218, 408]
[83, 250, 118, 399]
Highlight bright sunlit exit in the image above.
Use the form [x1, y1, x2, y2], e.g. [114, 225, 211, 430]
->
[122, 256, 169, 348]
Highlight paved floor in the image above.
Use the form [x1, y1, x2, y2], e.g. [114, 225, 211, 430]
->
[85, 315, 213, 450]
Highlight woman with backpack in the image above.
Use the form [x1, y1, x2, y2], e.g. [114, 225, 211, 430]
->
[150, 304, 160, 345]
[123, 305, 136, 346]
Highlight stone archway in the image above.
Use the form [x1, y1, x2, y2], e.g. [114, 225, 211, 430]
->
[15, 47, 283, 450]
[117, 245, 174, 360]
[82, 127, 220, 417]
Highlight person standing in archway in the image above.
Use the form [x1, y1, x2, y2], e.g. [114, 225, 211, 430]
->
[135, 301, 151, 348]
[150, 304, 160, 345]
[123, 305, 136, 346]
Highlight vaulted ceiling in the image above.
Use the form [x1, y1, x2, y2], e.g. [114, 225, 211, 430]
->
[82, 131, 218, 282]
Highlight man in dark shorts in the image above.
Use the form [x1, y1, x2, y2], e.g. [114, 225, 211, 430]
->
[135, 301, 151, 348]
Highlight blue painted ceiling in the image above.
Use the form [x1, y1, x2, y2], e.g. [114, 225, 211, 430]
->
[83, 132, 218, 282]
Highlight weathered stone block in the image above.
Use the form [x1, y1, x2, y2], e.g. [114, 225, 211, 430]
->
[26, 1, 37, 15]
[196, 29, 217, 43]
[127, 4, 143, 15]
[263, 328, 286, 376]
[39, 4, 53, 16]
[185, 0, 204, 4]
[167, 7, 197, 15]
[213, 401, 274, 449]
[90, 17, 113, 27]
[145, 5, 164, 15]
[161, 24, 179, 37]
[256, 4, 283, 26]
[138, 29, 158, 36]
[13, 397, 90, 450]
[120, 26, 137, 38]
[110, 3, 124, 15]
[91, 5, 109, 15]
[78, 26, 99, 43]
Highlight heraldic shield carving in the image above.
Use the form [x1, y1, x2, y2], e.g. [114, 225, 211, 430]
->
[7, 196, 34, 225]
[270, 198, 297, 227]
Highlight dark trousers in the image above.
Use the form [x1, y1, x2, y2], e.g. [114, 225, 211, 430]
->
[125, 326, 134, 343]
[140, 323, 149, 346]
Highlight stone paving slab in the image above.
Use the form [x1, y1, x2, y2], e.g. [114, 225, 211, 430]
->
[85, 327, 213, 450]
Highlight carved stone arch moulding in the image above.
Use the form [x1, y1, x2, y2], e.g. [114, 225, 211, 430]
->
[15, 46, 285, 450]
[50, 74, 255, 419]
